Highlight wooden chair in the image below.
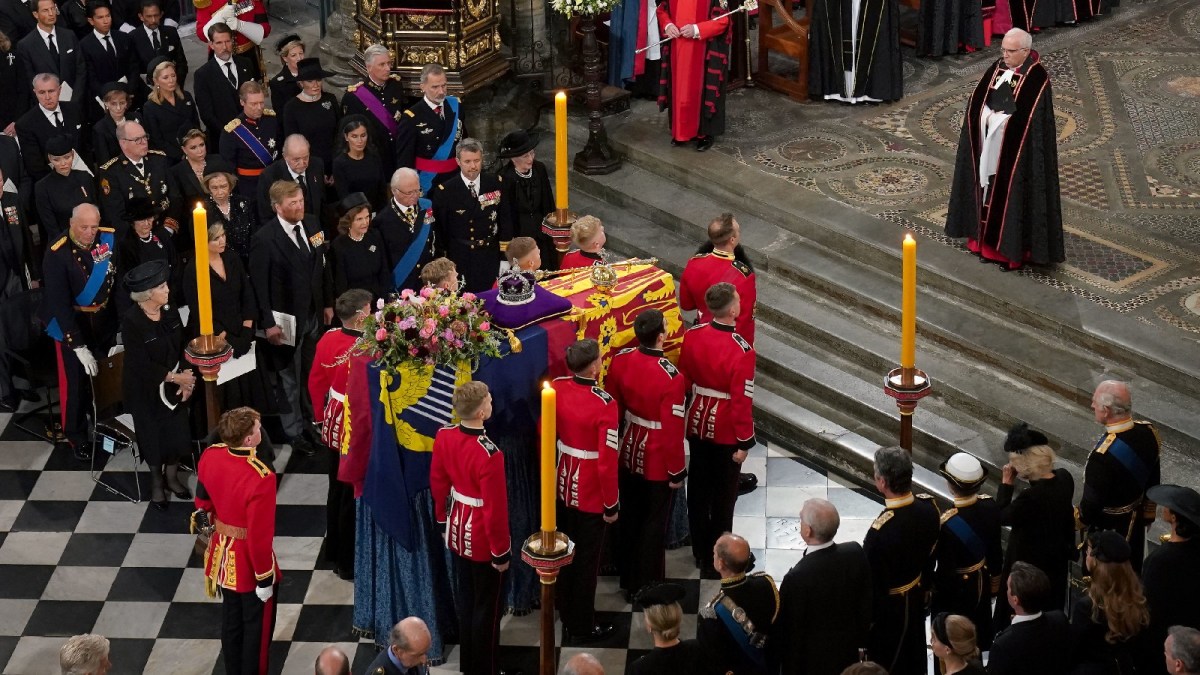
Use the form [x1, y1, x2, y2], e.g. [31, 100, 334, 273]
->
[756, 0, 814, 101]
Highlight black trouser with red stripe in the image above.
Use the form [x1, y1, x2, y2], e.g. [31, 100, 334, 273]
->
[687, 438, 741, 568]
[220, 586, 277, 675]
[557, 504, 606, 634]
[618, 470, 674, 595]
[454, 555, 505, 675]
[54, 340, 93, 448]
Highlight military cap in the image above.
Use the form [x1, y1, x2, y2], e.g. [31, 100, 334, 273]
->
[939, 452, 988, 492]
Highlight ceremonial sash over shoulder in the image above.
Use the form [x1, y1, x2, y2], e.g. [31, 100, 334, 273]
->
[392, 197, 433, 288]
[1102, 437, 1152, 489]
[415, 96, 461, 195]
[944, 513, 987, 562]
[45, 230, 115, 340]
[229, 120, 274, 168]
[353, 86, 399, 139]
[713, 594, 768, 670]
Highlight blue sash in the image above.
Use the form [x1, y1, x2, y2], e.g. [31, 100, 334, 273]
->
[392, 198, 432, 289]
[945, 514, 986, 563]
[231, 122, 274, 167]
[46, 230, 115, 340]
[714, 600, 767, 671]
[417, 97, 460, 195]
[1106, 437, 1151, 489]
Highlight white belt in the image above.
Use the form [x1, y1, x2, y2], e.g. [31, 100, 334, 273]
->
[692, 385, 730, 400]
[450, 487, 483, 507]
[328, 389, 345, 403]
[625, 410, 662, 430]
[558, 440, 599, 460]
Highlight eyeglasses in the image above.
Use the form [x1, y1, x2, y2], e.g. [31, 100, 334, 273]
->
[122, 135, 149, 143]
[1000, 47, 1028, 54]
[395, 189, 421, 197]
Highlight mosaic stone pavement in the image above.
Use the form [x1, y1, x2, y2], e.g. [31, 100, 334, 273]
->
[624, 0, 1200, 336]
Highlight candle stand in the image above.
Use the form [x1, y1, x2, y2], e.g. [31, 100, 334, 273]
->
[521, 530, 575, 675]
[185, 333, 234, 431]
[542, 209, 578, 266]
[572, 16, 621, 175]
[883, 367, 932, 453]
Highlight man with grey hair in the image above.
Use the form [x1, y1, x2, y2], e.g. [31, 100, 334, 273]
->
[863, 446, 939, 675]
[561, 653, 604, 675]
[364, 616, 432, 674]
[59, 633, 111, 675]
[15, 73, 86, 181]
[776, 498, 872, 675]
[313, 645, 350, 675]
[1167, 626, 1200, 675]
[697, 532, 779, 673]
[373, 167, 438, 290]
[945, 27, 1063, 271]
[1081, 379, 1161, 573]
[99, 119, 178, 236]
[431, 137, 510, 292]
[395, 62, 466, 194]
[257, 134, 325, 222]
[341, 43, 405, 173]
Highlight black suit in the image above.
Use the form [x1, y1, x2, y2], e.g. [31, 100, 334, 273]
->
[0, 135, 32, 221]
[15, 101, 87, 181]
[16, 27, 87, 112]
[193, 55, 251, 147]
[0, 0, 36, 44]
[248, 215, 332, 441]
[430, 174, 510, 293]
[987, 611, 1070, 675]
[78, 30, 137, 123]
[127, 24, 187, 99]
[774, 542, 872, 675]
[254, 157, 325, 225]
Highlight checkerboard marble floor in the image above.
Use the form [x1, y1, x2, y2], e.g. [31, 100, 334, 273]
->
[0, 400, 884, 675]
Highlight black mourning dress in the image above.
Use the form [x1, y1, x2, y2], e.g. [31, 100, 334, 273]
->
[204, 196, 258, 264]
[498, 160, 559, 271]
[331, 228, 391, 300]
[142, 92, 201, 162]
[332, 152, 385, 210]
[120, 305, 193, 465]
[281, 93, 341, 170]
[116, 227, 182, 304]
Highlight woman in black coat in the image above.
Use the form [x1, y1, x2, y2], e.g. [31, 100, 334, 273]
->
[628, 584, 701, 674]
[329, 192, 390, 300]
[92, 82, 140, 166]
[168, 129, 233, 216]
[115, 198, 181, 304]
[331, 115, 385, 209]
[496, 130, 559, 271]
[993, 423, 1077, 632]
[280, 58, 340, 171]
[268, 34, 305, 106]
[141, 58, 200, 163]
[201, 171, 257, 264]
[120, 260, 197, 510]
[34, 137, 95, 242]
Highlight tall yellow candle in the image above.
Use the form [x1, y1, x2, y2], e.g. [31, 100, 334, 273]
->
[540, 380, 557, 533]
[554, 91, 568, 211]
[901, 233, 916, 369]
[192, 203, 214, 336]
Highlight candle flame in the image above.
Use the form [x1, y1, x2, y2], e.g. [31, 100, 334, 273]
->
[543, 380, 552, 391]
[904, 233, 914, 243]
[555, 91, 566, 102]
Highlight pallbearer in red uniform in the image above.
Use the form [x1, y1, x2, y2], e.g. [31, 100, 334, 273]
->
[678, 282, 756, 577]
[430, 381, 511, 675]
[307, 289, 372, 581]
[554, 339, 621, 644]
[607, 309, 687, 598]
[194, 407, 280, 675]
[679, 212, 757, 345]
[657, 0, 732, 151]
[559, 215, 608, 270]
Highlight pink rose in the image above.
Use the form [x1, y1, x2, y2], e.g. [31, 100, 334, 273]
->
[420, 287, 435, 298]
[424, 318, 437, 329]
[438, 306, 450, 317]
[400, 289, 414, 299]
[409, 346, 420, 356]
[479, 321, 490, 331]
[375, 328, 388, 341]
[462, 292, 477, 302]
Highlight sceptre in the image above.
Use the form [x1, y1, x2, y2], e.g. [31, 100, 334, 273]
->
[636, 0, 758, 54]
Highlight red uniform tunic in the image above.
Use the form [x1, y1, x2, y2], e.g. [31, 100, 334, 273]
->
[307, 327, 361, 450]
[430, 424, 512, 565]
[656, 0, 729, 142]
[559, 249, 605, 270]
[678, 249, 757, 344]
[195, 444, 280, 593]
[554, 375, 621, 516]
[606, 346, 687, 482]
[678, 321, 756, 449]
[194, 0, 270, 57]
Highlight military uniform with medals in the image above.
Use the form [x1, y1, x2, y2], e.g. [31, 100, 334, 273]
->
[372, 197, 437, 292]
[394, 97, 465, 191]
[679, 246, 757, 345]
[932, 493, 1002, 647]
[431, 174, 511, 293]
[218, 110, 280, 201]
[1079, 419, 1161, 573]
[98, 150, 180, 236]
[341, 75, 407, 176]
[696, 570, 780, 674]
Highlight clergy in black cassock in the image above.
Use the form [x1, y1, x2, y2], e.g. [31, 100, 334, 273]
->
[945, 29, 1064, 271]
[916, 0, 984, 57]
[808, 0, 903, 103]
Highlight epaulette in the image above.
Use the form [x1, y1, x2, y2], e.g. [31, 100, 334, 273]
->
[193, 0, 211, 8]
[732, 260, 752, 277]
[99, 156, 120, 170]
[916, 493, 935, 500]
[1095, 433, 1116, 454]
[732, 333, 751, 352]
[939, 507, 958, 525]
[690, 252, 711, 259]
[478, 435, 500, 456]
[346, 81, 362, 92]
[591, 386, 613, 403]
[404, 109, 415, 118]
[246, 454, 271, 478]
[389, 73, 402, 81]
[262, 109, 276, 116]
[147, 149, 166, 156]
[616, 347, 635, 356]
[688, 322, 708, 331]
[978, 493, 992, 500]
[437, 184, 445, 190]
[49, 235, 68, 251]
[871, 510, 894, 530]
[658, 357, 679, 377]
[224, 118, 242, 133]
[98, 226, 115, 233]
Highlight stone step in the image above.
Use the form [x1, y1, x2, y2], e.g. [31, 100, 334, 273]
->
[558, 152, 1200, 456]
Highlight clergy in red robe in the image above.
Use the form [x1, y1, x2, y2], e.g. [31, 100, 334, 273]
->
[657, 0, 731, 151]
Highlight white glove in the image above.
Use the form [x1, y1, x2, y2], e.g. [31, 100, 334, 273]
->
[255, 584, 274, 602]
[227, 15, 241, 31]
[74, 347, 98, 376]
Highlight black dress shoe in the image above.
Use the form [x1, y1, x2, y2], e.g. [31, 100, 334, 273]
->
[289, 436, 317, 457]
[169, 485, 193, 500]
[65, 441, 91, 462]
[150, 499, 168, 512]
[0, 396, 17, 413]
[737, 472, 758, 495]
[565, 623, 616, 644]
[671, 138, 688, 147]
[696, 136, 714, 152]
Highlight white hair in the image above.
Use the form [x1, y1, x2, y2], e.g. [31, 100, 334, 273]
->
[1005, 28, 1033, 49]
[390, 167, 419, 191]
[60, 634, 109, 675]
[363, 44, 391, 68]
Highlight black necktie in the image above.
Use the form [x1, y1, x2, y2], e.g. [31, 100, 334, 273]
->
[103, 34, 115, 59]
[151, 30, 160, 51]
[469, 182, 478, 199]
[292, 224, 308, 251]
[53, 111, 62, 128]
[47, 33, 58, 61]
[224, 61, 237, 88]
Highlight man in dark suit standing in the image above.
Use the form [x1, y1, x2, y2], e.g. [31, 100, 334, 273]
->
[774, 498, 872, 675]
[78, 0, 137, 124]
[193, 22, 251, 148]
[0, 134, 32, 224]
[126, 0, 186, 102]
[255, 134, 324, 226]
[249, 180, 333, 456]
[16, 0, 87, 112]
[15, 73, 87, 181]
[987, 561, 1071, 675]
[430, 138, 509, 293]
[0, 0, 36, 43]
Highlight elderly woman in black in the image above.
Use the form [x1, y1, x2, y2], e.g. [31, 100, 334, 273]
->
[330, 192, 390, 300]
[497, 129, 559, 271]
[281, 58, 340, 173]
[141, 57, 199, 163]
[92, 82, 139, 165]
[34, 136, 95, 242]
[121, 260, 196, 510]
[201, 170, 257, 263]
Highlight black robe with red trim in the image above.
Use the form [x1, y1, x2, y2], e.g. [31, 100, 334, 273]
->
[657, 0, 732, 140]
[808, 0, 903, 102]
[945, 55, 1064, 266]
